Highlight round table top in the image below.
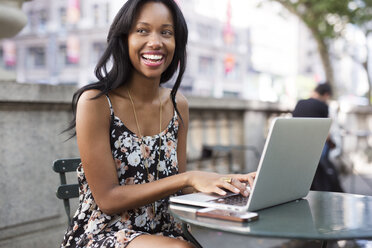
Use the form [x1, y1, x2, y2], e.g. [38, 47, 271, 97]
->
[169, 191, 372, 240]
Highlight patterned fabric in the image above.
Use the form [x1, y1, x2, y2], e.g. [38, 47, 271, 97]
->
[61, 95, 185, 247]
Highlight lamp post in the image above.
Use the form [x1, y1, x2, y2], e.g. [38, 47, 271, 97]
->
[0, 0, 31, 38]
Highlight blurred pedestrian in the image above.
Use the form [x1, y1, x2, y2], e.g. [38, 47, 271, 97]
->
[293, 82, 343, 192]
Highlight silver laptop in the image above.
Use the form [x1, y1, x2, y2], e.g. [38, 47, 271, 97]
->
[170, 117, 332, 212]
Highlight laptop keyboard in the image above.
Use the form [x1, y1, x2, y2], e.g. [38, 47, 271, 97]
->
[209, 194, 249, 206]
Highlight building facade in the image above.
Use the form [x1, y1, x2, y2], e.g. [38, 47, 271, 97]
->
[1, 0, 313, 103]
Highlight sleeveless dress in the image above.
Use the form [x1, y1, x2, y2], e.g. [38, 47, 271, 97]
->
[61, 95, 186, 247]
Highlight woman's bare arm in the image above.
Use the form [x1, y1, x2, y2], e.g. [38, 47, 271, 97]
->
[76, 90, 192, 215]
[76, 90, 254, 215]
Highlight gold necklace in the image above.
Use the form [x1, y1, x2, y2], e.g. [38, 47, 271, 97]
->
[127, 89, 162, 214]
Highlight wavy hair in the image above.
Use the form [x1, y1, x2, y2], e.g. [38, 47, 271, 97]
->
[66, 0, 188, 137]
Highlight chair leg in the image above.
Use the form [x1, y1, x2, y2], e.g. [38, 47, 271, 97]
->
[63, 199, 71, 225]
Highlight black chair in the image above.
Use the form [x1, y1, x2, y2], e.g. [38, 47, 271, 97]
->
[52, 158, 81, 224]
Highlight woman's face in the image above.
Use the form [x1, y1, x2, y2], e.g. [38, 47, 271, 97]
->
[128, 2, 175, 81]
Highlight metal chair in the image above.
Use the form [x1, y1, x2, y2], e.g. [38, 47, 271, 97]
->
[52, 158, 81, 224]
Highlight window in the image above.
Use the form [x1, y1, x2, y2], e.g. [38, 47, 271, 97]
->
[80, 0, 85, 18]
[198, 56, 215, 76]
[59, 7, 67, 27]
[38, 9, 48, 31]
[58, 38, 80, 67]
[58, 45, 71, 67]
[1, 41, 17, 70]
[234, 34, 239, 46]
[224, 62, 240, 80]
[105, 3, 110, 24]
[28, 10, 37, 31]
[223, 91, 239, 98]
[93, 4, 100, 26]
[91, 42, 106, 64]
[0, 48, 4, 68]
[197, 24, 216, 41]
[27, 47, 46, 68]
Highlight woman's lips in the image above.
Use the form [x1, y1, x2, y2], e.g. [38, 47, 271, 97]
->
[141, 53, 165, 67]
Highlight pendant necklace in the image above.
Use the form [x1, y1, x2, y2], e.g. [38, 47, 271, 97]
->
[127, 89, 162, 214]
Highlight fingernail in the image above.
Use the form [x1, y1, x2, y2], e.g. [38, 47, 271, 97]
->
[244, 190, 249, 196]
[234, 188, 239, 193]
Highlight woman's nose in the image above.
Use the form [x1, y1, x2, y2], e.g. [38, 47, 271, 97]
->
[147, 33, 162, 49]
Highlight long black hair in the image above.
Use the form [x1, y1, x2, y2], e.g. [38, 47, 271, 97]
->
[66, 0, 188, 137]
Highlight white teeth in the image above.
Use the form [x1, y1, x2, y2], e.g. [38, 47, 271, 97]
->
[142, 54, 163, 60]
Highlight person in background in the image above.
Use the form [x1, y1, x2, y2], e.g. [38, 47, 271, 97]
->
[292, 82, 343, 192]
[61, 0, 256, 247]
[293, 83, 332, 118]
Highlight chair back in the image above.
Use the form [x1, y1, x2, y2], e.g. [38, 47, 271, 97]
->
[52, 158, 81, 224]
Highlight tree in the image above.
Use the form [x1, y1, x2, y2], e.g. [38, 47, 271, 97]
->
[348, 0, 372, 103]
[273, 0, 372, 102]
[273, 0, 353, 92]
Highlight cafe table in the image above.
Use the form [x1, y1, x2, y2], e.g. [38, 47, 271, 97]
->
[169, 191, 372, 248]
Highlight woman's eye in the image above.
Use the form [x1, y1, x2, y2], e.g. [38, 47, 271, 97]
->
[136, 29, 147, 34]
[162, 30, 173, 36]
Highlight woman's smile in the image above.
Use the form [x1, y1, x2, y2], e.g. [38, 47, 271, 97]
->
[128, 2, 175, 80]
[141, 52, 165, 67]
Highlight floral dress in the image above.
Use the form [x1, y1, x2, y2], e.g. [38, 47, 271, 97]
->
[61, 95, 186, 247]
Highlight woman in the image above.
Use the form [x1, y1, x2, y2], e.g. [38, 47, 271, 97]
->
[62, 0, 256, 247]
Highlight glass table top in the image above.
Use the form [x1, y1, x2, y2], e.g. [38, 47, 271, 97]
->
[169, 191, 372, 240]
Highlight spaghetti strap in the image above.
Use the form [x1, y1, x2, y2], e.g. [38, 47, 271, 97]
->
[105, 94, 114, 117]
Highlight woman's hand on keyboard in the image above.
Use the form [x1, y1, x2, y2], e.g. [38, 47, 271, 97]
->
[229, 172, 257, 197]
[186, 171, 246, 196]
[186, 171, 256, 197]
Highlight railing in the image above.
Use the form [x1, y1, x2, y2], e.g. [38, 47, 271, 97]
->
[331, 104, 372, 194]
[186, 95, 292, 174]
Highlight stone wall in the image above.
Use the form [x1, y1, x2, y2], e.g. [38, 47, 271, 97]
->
[0, 82, 79, 247]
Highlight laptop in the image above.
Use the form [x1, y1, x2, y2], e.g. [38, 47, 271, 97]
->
[170, 117, 332, 212]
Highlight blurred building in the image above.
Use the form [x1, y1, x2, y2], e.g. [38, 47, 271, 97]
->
[180, 0, 254, 98]
[0, 0, 316, 103]
[1, 0, 120, 85]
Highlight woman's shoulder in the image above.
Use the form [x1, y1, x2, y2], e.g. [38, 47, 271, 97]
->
[175, 90, 188, 104]
[77, 89, 110, 117]
[79, 89, 104, 101]
[175, 90, 189, 114]
[78, 89, 108, 106]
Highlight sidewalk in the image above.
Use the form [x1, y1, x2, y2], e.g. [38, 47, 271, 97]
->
[341, 166, 372, 196]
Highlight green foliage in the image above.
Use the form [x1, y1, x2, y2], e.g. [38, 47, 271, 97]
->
[274, 0, 372, 39]
[349, 0, 372, 32]
[273, 0, 372, 102]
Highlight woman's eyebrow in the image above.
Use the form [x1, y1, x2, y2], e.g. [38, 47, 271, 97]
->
[162, 24, 174, 28]
[136, 22, 151, 26]
[136, 22, 174, 28]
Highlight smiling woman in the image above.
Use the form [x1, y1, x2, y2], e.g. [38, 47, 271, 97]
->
[127, 2, 175, 80]
[61, 0, 256, 248]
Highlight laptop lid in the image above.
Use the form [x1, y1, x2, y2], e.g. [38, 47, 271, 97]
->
[246, 117, 332, 211]
[169, 117, 331, 212]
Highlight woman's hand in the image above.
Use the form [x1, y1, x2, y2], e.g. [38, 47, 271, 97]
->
[187, 171, 256, 197]
[229, 172, 256, 196]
